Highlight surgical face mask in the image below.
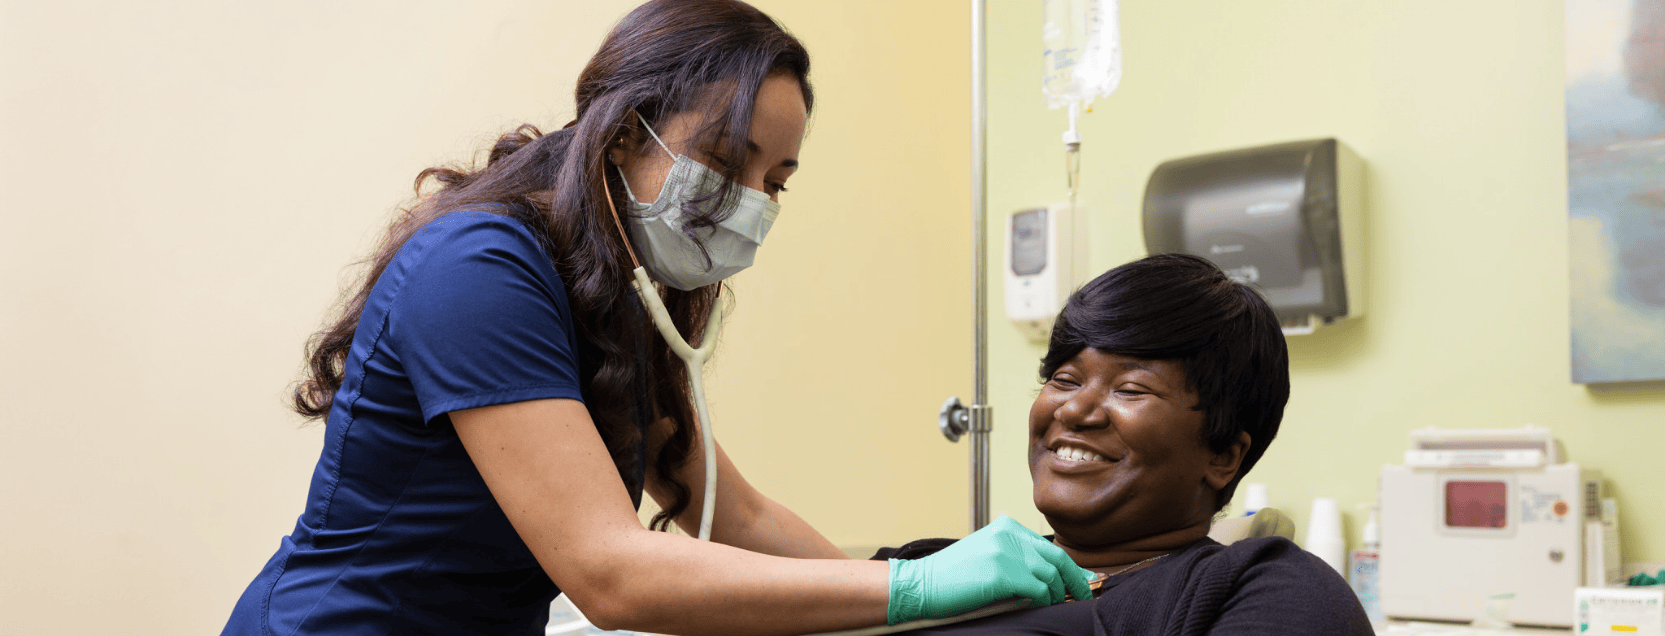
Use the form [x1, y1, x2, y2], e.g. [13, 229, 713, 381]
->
[617, 117, 779, 291]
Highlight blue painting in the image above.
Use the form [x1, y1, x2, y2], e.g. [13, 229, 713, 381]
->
[1566, 0, 1665, 383]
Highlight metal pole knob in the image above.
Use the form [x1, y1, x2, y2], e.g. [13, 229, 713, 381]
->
[939, 396, 969, 442]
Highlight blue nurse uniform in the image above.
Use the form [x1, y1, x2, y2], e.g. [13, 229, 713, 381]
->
[222, 211, 646, 635]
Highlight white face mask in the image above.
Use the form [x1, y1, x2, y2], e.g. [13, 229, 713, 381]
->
[617, 115, 780, 291]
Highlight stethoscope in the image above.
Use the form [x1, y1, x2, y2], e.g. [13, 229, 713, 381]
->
[604, 178, 724, 542]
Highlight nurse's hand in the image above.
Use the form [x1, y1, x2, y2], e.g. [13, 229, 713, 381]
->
[885, 515, 1096, 624]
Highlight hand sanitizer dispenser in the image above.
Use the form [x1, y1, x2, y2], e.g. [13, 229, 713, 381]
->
[1141, 138, 1363, 334]
[1005, 202, 1089, 341]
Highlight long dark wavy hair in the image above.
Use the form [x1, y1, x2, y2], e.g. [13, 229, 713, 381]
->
[292, 0, 813, 531]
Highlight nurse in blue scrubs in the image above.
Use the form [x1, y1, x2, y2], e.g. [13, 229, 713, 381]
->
[219, 1, 1093, 634]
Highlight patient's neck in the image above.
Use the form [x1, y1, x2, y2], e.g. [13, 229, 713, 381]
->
[1051, 521, 1211, 575]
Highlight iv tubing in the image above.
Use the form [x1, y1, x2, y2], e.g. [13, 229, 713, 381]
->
[630, 266, 724, 541]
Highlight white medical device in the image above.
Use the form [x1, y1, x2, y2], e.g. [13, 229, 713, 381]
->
[1379, 426, 1613, 627]
[1005, 203, 1089, 341]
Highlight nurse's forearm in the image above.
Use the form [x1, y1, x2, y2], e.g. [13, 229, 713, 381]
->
[715, 492, 847, 559]
[570, 526, 889, 635]
[674, 438, 846, 559]
[456, 400, 887, 635]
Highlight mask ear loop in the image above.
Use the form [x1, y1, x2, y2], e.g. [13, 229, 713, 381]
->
[635, 109, 676, 158]
[602, 150, 724, 542]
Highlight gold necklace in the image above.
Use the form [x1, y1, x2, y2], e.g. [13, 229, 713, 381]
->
[1107, 552, 1169, 576]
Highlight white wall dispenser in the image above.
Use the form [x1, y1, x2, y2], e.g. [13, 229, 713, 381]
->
[1004, 202, 1089, 341]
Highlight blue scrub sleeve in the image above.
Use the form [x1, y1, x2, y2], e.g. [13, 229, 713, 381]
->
[385, 212, 585, 424]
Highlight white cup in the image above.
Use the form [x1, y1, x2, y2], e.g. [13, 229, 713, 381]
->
[1305, 497, 1347, 574]
[1244, 483, 1269, 514]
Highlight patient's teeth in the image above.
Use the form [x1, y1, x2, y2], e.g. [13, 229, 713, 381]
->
[1054, 445, 1110, 462]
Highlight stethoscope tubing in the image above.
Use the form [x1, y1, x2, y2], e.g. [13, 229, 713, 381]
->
[629, 267, 724, 541]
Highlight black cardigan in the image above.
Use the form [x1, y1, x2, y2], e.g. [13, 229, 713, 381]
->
[871, 536, 1375, 635]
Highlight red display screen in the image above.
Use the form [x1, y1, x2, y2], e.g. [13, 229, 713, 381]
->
[1446, 481, 1508, 528]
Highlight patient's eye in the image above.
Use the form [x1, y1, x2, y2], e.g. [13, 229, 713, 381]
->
[1047, 372, 1080, 388]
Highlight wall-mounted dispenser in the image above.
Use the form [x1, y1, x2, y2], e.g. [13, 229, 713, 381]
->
[1142, 138, 1363, 334]
[1005, 202, 1089, 341]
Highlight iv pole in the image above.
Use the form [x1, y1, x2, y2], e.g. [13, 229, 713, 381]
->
[937, 0, 991, 532]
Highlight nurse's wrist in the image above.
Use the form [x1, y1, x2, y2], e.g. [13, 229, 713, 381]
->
[886, 558, 924, 625]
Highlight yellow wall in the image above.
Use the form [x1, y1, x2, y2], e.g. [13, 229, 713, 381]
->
[985, 0, 1665, 564]
[0, 1, 970, 633]
[698, 0, 973, 549]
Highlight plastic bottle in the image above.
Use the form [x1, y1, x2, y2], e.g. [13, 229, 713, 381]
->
[1349, 505, 1386, 626]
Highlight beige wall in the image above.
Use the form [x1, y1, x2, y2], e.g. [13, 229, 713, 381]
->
[985, 0, 1665, 564]
[0, 1, 970, 633]
[14, 1, 1653, 633]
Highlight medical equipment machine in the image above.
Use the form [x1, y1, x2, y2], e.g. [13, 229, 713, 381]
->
[1379, 426, 1615, 627]
[1142, 138, 1364, 335]
[1004, 203, 1089, 341]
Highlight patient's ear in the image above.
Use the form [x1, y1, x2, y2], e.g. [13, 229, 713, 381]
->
[1204, 431, 1252, 490]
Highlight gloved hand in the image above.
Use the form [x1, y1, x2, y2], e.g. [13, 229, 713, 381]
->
[886, 516, 1096, 624]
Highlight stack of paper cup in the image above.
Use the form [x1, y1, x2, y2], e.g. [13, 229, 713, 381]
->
[1305, 497, 1347, 574]
[1244, 483, 1269, 515]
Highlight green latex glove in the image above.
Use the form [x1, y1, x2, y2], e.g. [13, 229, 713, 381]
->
[886, 516, 1097, 625]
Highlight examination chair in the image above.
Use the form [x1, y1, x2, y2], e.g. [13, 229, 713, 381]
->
[1207, 507, 1295, 544]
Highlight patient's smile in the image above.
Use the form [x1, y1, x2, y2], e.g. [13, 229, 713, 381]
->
[1049, 444, 1110, 463]
[1028, 350, 1220, 544]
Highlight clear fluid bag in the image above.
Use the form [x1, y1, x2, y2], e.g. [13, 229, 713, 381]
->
[1042, 0, 1122, 111]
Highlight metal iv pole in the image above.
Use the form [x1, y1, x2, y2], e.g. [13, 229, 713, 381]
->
[937, 0, 991, 532]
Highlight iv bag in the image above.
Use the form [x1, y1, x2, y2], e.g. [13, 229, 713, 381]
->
[1042, 0, 1122, 110]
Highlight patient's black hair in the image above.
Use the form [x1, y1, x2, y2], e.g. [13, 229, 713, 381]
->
[1039, 252, 1290, 511]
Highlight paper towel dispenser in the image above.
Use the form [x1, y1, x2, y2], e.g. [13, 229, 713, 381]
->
[1142, 138, 1363, 334]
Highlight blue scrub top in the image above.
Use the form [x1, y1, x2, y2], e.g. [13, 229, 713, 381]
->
[223, 211, 646, 636]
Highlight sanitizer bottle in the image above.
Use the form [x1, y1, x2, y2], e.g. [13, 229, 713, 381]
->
[1350, 505, 1385, 626]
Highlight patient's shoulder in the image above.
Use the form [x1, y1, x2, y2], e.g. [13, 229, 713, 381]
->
[1199, 536, 1374, 635]
[1190, 536, 1354, 601]
[1206, 536, 1318, 568]
[869, 537, 958, 561]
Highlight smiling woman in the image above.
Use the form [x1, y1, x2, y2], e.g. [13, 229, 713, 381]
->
[878, 253, 1374, 635]
[1030, 252, 1287, 570]
[1030, 351, 1243, 564]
